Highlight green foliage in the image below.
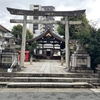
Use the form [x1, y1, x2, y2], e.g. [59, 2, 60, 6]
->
[11, 24, 22, 39]
[57, 14, 100, 69]
[26, 41, 39, 55]
[57, 24, 65, 38]
[11, 24, 33, 43]
[57, 14, 89, 39]
[57, 17, 65, 38]
[78, 26, 100, 69]
[26, 29, 33, 40]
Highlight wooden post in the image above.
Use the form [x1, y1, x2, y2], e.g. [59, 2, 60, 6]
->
[20, 15, 27, 67]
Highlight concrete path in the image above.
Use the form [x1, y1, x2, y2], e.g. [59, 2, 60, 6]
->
[19, 60, 68, 74]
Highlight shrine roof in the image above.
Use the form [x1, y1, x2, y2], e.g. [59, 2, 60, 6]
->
[27, 29, 65, 43]
[0, 24, 10, 33]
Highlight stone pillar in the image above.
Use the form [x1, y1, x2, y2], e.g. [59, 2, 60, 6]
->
[20, 15, 27, 67]
[30, 55, 33, 65]
[65, 16, 70, 70]
[87, 56, 91, 68]
[61, 55, 64, 65]
[42, 44, 44, 55]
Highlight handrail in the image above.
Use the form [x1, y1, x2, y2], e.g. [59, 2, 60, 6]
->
[10, 60, 16, 68]
[7, 58, 17, 72]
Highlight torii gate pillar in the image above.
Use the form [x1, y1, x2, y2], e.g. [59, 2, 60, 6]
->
[65, 16, 70, 70]
[20, 15, 27, 67]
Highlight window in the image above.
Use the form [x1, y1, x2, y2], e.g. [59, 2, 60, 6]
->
[34, 9, 38, 11]
[34, 5, 39, 7]
[34, 24, 38, 29]
[34, 16, 38, 20]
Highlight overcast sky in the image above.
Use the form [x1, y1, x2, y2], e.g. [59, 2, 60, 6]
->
[0, 0, 100, 30]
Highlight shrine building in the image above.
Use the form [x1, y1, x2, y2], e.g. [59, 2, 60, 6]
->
[27, 29, 65, 59]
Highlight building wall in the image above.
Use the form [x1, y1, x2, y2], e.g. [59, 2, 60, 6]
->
[29, 4, 45, 35]
[0, 25, 13, 53]
[29, 4, 56, 35]
[42, 6, 55, 32]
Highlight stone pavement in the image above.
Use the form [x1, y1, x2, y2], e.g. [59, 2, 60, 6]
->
[19, 60, 68, 74]
[0, 88, 100, 93]
[0, 88, 100, 100]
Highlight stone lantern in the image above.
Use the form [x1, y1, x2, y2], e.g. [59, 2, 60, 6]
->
[0, 36, 19, 70]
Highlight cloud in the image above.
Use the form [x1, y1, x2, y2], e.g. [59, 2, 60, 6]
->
[0, 0, 100, 30]
[86, 0, 100, 19]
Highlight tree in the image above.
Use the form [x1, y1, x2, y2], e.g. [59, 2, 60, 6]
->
[76, 25, 100, 70]
[26, 41, 39, 64]
[26, 41, 38, 55]
[11, 24, 33, 45]
[57, 14, 89, 39]
[57, 14, 100, 70]
[57, 17, 65, 38]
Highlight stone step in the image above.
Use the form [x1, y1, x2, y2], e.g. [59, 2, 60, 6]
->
[0, 77, 99, 83]
[0, 73, 99, 78]
[7, 82, 93, 88]
[70, 69, 94, 73]
[92, 83, 100, 88]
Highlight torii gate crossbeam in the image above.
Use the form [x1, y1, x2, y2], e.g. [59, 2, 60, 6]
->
[10, 19, 82, 25]
[7, 7, 85, 16]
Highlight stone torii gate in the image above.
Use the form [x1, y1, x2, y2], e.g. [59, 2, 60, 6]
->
[7, 7, 85, 70]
